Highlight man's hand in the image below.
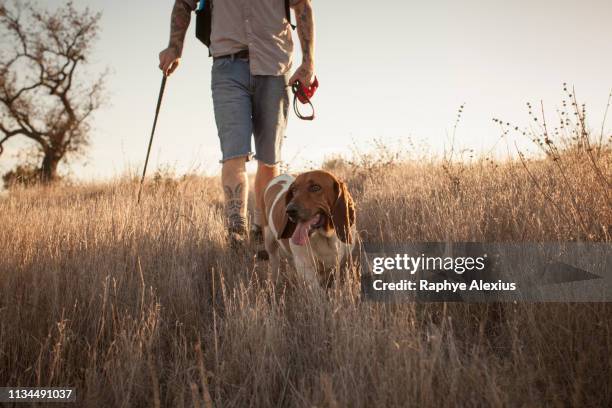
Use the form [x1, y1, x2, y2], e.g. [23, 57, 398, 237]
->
[288, 61, 315, 88]
[159, 47, 180, 76]
[159, 0, 194, 76]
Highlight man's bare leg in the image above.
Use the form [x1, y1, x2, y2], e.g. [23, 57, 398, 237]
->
[254, 161, 279, 226]
[252, 161, 279, 258]
[222, 157, 248, 245]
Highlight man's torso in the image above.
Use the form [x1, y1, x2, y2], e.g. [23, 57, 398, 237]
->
[207, 0, 295, 75]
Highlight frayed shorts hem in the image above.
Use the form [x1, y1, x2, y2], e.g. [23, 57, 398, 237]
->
[253, 155, 282, 167]
[218, 152, 254, 164]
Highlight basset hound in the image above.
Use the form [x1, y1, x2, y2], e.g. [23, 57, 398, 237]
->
[262, 170, 357, 288]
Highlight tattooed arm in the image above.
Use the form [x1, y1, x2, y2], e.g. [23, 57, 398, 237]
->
[159, 0, 196, 76]
[288, 0, 316, 87]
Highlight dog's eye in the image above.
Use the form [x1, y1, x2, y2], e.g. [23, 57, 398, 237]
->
[309, 184, 321, 192]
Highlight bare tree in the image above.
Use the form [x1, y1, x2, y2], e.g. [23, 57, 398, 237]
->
[0, 0, 105, 182]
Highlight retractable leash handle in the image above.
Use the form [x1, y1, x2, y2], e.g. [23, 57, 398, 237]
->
[291, 76, 318, 121]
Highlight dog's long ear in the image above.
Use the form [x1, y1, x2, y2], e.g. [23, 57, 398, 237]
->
[331, 180, 356, 244]
[279, 186, 296, 239]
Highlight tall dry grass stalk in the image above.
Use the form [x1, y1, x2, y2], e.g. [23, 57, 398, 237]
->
[1, 110, 611, 406]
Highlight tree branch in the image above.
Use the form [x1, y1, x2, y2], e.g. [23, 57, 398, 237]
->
[0, 0, 104, 179]
[0, 123, 31, 155]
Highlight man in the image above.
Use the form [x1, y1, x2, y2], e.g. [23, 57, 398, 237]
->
[158, 0, 316, 249]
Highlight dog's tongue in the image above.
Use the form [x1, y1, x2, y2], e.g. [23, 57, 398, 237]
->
[291, 214, 320, 246]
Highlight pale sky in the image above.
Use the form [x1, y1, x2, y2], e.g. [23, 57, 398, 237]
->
[1, 0, 611, 180]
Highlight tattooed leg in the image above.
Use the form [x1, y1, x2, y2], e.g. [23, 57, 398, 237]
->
[222, 157, 248, 236]
[224, 183, 247, 234]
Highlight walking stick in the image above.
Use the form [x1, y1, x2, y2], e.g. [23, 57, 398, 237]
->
[137, 74, 167, 203]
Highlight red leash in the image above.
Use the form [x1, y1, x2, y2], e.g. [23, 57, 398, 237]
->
[291, 76, 319, 120]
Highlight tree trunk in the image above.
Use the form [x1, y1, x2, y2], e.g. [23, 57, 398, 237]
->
[40, 151, 60, 183]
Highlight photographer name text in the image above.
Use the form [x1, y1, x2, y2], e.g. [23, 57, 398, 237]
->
[371, 254, 517, 292]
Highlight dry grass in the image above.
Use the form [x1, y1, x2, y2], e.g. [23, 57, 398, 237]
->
[0, 143, 612, 407]
[1, 134, 611, 406]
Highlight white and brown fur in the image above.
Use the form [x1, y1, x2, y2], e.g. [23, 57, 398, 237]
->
[262, 170, 357, 288]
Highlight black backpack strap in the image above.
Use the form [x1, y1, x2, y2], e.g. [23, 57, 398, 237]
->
[195, 0, 213, 47]
[285, 0, 296, 30]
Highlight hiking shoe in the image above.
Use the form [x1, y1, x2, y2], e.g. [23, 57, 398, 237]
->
[251, 225, 269, 261]
[227, 223, 248, 251]
[251, 224, 263, 244]
[228, 231, 247, 248]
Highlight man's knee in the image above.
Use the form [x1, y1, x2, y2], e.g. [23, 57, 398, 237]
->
[222, 156, 248, 176]
[256, 160, 279, 176]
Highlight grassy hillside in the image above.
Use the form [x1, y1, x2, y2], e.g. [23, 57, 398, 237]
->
[0, 142, 611, 406]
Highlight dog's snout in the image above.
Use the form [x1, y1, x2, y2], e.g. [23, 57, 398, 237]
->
[286, 203, 299, 220]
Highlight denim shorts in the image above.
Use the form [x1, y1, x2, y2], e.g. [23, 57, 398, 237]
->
[211, 57, 289, 165]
